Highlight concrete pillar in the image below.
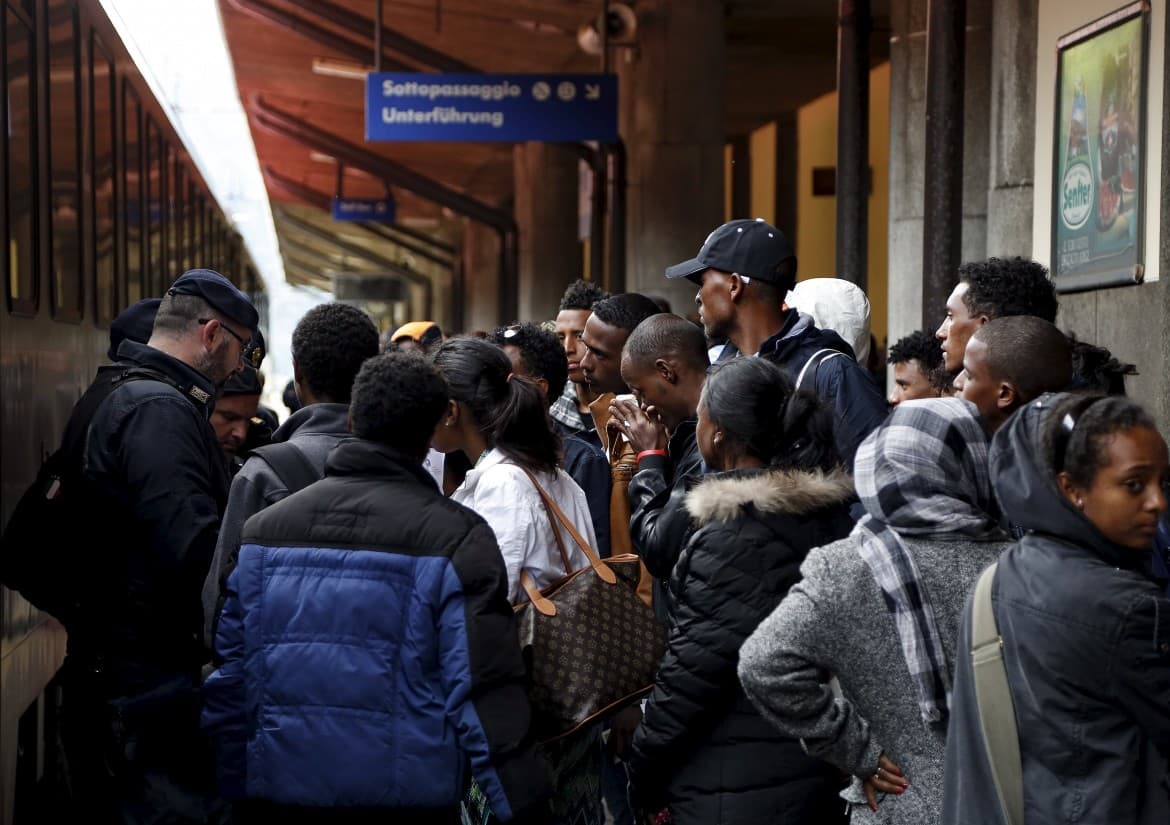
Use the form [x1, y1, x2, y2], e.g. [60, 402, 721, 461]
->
[617, 0, 725, 313]
[986, 0, 1038, 256]
[887, 0, 930, 343]
[513, 142, 581, 324]
[961, 0, 992, 266]
[887, 0, 990, 342]
[461, 218, 501, 333]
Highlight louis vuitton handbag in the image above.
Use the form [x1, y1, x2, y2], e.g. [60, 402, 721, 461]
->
[515, 468, 667, 744]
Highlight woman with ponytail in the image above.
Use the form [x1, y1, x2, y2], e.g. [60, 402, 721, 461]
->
[626, 357, 855, 825]
[433, 338, 604, 825]
[738, 395, 1012, 824]
[431, 337, 596, 603]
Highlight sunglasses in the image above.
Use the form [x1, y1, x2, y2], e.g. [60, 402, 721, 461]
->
[200, 318, 264, 369]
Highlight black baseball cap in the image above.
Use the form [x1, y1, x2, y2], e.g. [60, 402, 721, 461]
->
[219, 366, 263, 397]
[167, 269, 259, 333]
[665, 218, 797, 290]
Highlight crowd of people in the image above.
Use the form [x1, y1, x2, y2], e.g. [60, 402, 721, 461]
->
[3, 219, 1169, 825]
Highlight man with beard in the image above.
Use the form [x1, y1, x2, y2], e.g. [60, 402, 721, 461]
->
[55, 268, 260, 824]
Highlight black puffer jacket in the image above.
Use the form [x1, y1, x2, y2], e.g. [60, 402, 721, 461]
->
[628, 466, 856, 825]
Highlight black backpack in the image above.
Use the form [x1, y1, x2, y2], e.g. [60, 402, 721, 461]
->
[0, 365, 178, 624]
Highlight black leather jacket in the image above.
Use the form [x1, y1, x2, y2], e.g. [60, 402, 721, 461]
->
[943, 396, 1170, 824]
[628, 420, 702, 622]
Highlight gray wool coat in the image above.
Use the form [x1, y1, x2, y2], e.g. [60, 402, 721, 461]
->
[739, 533, 1010, 825]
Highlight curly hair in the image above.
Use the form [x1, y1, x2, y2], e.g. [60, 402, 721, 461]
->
[291, 303, 380, 403]
[559, 279, 609, 312]
[350, 352, 449, 454]
[1042, 393, 1158, 488]
[488, 322, 569, 403]
[1066, 333, 1138, 396]
[887, 329, 943, 371]
[958, 256, 1059, 323]
[590, 293, 661, 334]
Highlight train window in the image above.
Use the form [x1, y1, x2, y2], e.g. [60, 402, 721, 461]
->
[193, 192, 204, 267]
[165, 146, 177, 278]
[5, 4, 37, 314]
[145, 117, 162, 294]
[92, 33, 116, 324]
[123, 84, 142, 302]
[175, 164, 189, 272]
[46, 0, 82, 322]
[186, 178, 197, 272]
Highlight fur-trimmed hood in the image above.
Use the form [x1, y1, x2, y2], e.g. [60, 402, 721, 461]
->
[685, 467, 855, 527]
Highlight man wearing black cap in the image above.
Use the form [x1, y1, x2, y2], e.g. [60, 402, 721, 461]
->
[52, 268, 260, 822]
[666, 219, 887, 466]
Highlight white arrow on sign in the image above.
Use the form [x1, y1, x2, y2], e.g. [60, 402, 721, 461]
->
[585, 84, 601, 100]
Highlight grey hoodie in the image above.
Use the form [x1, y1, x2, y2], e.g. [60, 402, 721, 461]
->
[942, 396, 1170, 824]
[201, 403, 352, 649]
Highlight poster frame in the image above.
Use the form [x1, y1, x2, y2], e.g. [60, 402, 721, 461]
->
[1050, 1, 1150, 293]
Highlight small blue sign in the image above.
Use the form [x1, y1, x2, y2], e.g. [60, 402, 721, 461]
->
[332, 196, 396, 223]
[366, 73, 618, 142]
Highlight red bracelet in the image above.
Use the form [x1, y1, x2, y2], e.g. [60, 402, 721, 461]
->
[637, 449, 668, 463]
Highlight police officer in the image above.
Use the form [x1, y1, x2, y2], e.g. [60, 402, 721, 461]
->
[59, 269, 260, 824]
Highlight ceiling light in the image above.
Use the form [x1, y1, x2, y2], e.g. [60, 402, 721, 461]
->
[311, 57, 373, 80]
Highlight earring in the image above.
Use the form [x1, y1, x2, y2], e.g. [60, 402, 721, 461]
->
[1075, 498, 1084, 509]
[445, 419, 455, 428]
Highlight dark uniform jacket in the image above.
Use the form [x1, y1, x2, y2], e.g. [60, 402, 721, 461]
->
[203, 439, 551, 820]
[80, 339, 229, 689]
[942, 400, 1170, 825]
[628, 465, 856, 825]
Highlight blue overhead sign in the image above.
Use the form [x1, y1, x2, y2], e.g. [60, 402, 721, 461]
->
[332, 196, 396, 223]
[365, 73, 618, 142]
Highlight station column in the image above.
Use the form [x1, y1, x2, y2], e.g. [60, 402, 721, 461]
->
[617, 0, 725, 312]
[513, 142, 581, 323]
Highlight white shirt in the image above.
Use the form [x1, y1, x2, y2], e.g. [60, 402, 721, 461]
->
[452, 448, 597, 604]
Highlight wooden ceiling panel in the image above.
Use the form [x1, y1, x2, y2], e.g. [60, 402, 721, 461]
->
[221, 0, 892, 282]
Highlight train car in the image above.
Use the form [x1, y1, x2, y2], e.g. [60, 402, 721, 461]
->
[0, 1, 266, 821]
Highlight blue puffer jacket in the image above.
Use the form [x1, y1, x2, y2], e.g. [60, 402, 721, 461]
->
[202, 439, 550, 820]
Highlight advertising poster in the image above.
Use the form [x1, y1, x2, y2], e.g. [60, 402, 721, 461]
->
[1052, 3, 1147, 291]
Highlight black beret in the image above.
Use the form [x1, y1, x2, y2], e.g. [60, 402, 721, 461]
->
[220, 366, 263, 397]
[167, 269, 259, 332]
[108, 297, 161, 361]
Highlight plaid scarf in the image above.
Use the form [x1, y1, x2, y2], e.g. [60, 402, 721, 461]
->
[549, 383, 590, 434]
[852, 397, 1006, 724]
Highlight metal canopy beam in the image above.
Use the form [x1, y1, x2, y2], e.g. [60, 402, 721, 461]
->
[253, 96, 518, 322]
[263, 165, 455, 266]
[281, 0, 480, 73]
[227, 0, 413, 72]
[273, 205, 434, 317]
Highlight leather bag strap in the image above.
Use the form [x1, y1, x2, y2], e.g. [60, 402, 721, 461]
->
[971, 562, 1024, 825]
[519, 569, 557, 617]
[519, 466, 616, 585]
